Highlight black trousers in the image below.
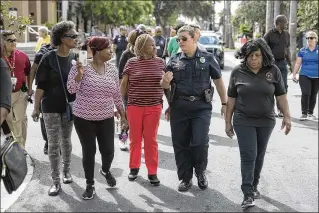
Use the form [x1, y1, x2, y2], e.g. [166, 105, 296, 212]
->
[299, 75, 319, 115]
[74, 115, 115, 185]
[233, 125, 274, 196]
[115, 50, 124, 68]
[170, 106, 211, 182]
[1, 120, 11, 135]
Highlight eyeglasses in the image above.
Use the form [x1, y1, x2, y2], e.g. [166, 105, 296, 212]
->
[176, 37, 188, 42]
[306, 37, 316, 40]
[63, 34, 79, 39]
[6, 39, 17, 43]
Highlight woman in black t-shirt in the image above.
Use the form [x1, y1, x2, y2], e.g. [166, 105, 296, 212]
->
[225, 38, 292, 209]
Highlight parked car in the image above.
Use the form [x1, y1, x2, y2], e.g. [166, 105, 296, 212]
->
[199, 31, 225, 69]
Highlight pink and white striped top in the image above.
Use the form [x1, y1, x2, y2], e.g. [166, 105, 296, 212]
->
[67, 62, 123, 121]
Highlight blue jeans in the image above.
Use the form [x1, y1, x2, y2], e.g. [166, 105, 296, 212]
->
[275, 60, 288, 111]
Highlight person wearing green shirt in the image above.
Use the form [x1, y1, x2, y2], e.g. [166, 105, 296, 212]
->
[167, 24, 184, 57]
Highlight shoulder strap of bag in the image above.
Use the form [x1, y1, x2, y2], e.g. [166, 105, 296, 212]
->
[54, 51, 69, 104]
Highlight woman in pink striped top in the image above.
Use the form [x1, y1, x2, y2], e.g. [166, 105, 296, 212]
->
[67, 36, 127, 200]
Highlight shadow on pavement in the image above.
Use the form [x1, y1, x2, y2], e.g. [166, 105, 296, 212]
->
[291, 117, 318, 130]
[261, 195, 298, 212]
[136, 176, 267, 212]
[209, 134, 238, 148]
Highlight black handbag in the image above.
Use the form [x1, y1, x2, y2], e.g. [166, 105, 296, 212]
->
[55, 52, 73, 122]
[1, 136, 28, 194]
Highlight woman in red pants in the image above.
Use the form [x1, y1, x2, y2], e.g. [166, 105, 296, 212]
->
[120, 34, 165, 186]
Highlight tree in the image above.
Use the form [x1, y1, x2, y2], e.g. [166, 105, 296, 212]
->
[0, 1, 33, 35]
[297, 0, 318, 33]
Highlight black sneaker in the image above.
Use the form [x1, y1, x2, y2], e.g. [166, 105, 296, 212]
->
[63, 172, 73, 184]
[48, 183, 61, 196]
[178, 180, 192, 192]
[252, 188, 261, 199]
[148, 174, 160, 186]
[196, 172, 208, 190]
[100, 169, 116, 187]
[241, 195, 255, 209]
[82, 185, 95, 200]
[128, 168, 139, 181]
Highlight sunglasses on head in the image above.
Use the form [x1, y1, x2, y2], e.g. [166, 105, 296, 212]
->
[63, 34, 78, 39]
[306, 37, 316, 40]
[6, 39, 17, 43]
[176, 37, 188, 42]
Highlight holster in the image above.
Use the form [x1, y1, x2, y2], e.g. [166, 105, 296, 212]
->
[164, 82, 176, 105]
[204, 87, 214, 103]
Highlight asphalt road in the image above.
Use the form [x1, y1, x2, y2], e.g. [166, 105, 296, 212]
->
[3, 51, 318, 212]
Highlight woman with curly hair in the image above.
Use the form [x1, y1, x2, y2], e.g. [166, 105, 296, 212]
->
[117, 29, 146, 151]
[120, 34, 165, 185]
[225, 38, 292, 209]
[31, 21, 78, 196]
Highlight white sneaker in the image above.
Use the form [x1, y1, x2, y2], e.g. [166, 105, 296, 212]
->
[119, 140, 128, 151]
[308, 114, 317, 120]
[299, 114, 308, 121]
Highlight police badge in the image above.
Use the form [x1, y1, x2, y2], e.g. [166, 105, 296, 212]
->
[199, 57, 206, 63]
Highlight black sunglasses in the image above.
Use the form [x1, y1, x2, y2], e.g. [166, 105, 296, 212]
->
[176, 37, 188, 42]
[63, 34, 79, 39]
[306, 37, 316, 40]
[6, 39, 17, 43]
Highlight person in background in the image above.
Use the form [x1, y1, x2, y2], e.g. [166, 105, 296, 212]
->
[81, 38, 93, 60]
[35, 26, 51, 53]
[90, 26, 104, 37]
[167, 23, 185, 57]
[68, 36, 127, 200]
[78, 28, 87, 46]
[163, 27, 176, 58]
[2, 30, 31, 149]
[292, 31, 319, 121]
[31, 21, 78, 196]
[146, 27, 153, 36]
[225, 38, 291, 209]
[120, 34, 165, 186]
[136, 24, 147, 32]
[113, 26, 128, 69]
[264, 15, 292, 117]
[153, 26, 166, 59]
[117, 29, 146, 151]
[161, 25, 227, 192]
[28, 43, 55, 154]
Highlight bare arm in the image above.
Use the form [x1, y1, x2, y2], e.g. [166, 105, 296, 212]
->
[160, 79, 170, 89]
[276, 94, 291, 119]
[225, 97, 236, 124]
[28, 63, 38, 91]
[213, 78, 227, 103]
[34, 89, 44, 111]
[292, 57, 302, 75]
[120, 75, 128, 96]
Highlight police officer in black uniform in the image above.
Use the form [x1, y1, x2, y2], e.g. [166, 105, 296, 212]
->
[160, 25, 227, 192]
[113, 26, 128, 68]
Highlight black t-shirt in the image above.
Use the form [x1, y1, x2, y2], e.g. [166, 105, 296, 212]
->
[227, 64, 286, 127]
[264, 28, 290, 61]
[118, 49, 135, 79]
[0, 59, 12, 112]
[36, 51, 76, 113]
[34, 44, 54, 64]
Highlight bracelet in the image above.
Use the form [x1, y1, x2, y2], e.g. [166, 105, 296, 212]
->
[222, 103, 227, 106]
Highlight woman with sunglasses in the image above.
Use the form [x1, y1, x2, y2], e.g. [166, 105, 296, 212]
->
[31, 21, 78, 196]
[292, 31, 319, 121]
[161, 25, 227, 192]
[117, 29, 146, 151]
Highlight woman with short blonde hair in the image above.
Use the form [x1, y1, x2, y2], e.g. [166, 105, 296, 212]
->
[35, 26, 51, 53]
[292, 31, 318, 120]
[120, 34, 165, 185]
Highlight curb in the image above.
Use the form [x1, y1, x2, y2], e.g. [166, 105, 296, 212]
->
[1, 154, 35, 212]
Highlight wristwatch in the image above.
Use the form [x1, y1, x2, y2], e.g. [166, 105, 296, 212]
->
[222, 103, 227, 106]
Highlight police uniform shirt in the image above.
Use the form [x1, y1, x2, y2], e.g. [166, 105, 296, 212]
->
[166, 48, 221, 109]
[227, 64, 286, 127]
[113, 35, 128, 52]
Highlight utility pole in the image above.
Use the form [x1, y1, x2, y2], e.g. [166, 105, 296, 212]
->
[223, 0, 226, 43]
[227, 0, 234, 49]
[289, 0, 298, 69]
[266, 1, 274, 32]
[274, 0, 281, 19]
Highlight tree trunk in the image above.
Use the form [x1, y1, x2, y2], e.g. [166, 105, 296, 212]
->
[274, 0, 281, 20]
[227, 1, 234, 49]
[289, 0, 298, 69]
[266, 1, 274, 32]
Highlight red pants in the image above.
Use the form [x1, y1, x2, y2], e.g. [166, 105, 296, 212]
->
[127, 104, 162, 175]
